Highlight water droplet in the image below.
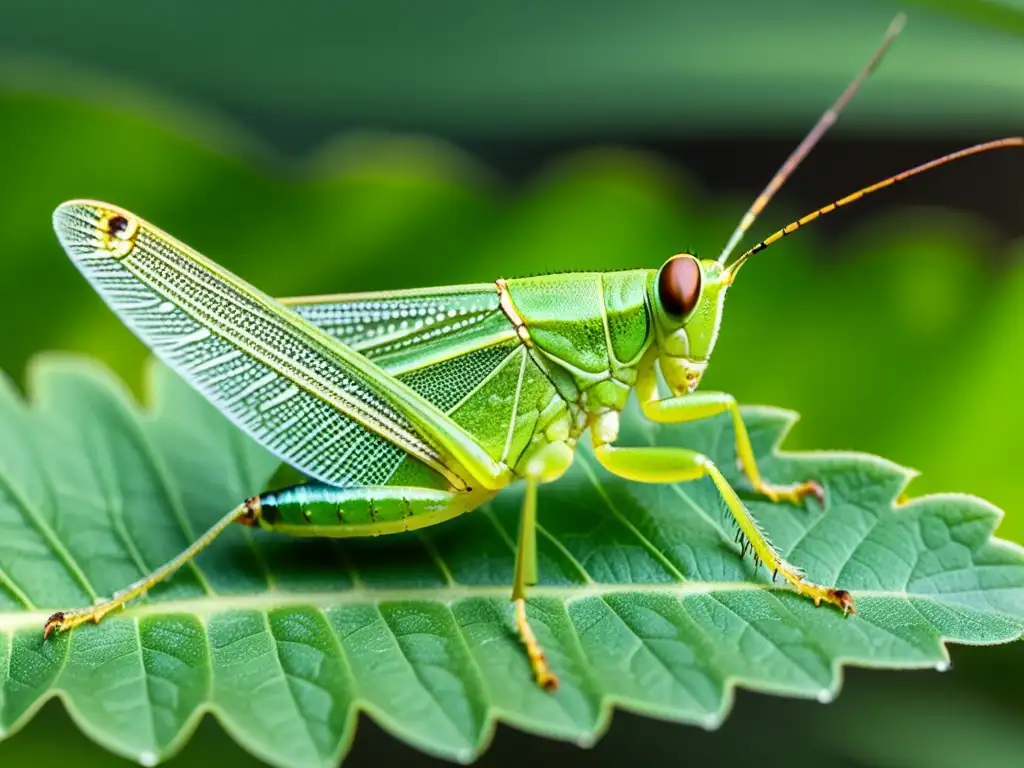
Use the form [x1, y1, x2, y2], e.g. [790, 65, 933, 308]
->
[139, 751, 158, 767]
[935, 660, 951, 673]
[817, 689, 833, 703]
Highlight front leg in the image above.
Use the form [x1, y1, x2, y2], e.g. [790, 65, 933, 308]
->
[636, 368, 823, 506]
[592, 440, 853, 615]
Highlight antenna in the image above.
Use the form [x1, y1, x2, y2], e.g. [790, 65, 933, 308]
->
[725, 137, 1024, 280]
[717, 13, 906, 264]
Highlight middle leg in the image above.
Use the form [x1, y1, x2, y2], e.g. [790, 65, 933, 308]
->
[511, 441, 575, 691]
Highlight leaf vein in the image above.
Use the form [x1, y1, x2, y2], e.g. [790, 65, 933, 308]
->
[132, 617, 159, 750]
[0, 565, 35, 611]
[577, 454, 686, 582]
[116, 411, 217, 597]
[260, 611, 325, 761]
[705, 591, 831, 690]
[375, 605, 471, 745]
[536, 522, 594, 584]
[0, 472, 98, 602]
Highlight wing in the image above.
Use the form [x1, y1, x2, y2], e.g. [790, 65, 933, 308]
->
[53, 201, 507, 491]
[282, 287, 525, 412]
[283, 284, 507, 364]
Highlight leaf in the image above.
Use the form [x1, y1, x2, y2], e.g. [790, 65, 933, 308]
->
[0, 355, 1022, 767]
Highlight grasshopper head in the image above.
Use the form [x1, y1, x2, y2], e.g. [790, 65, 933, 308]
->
[649, 254, 731, 396]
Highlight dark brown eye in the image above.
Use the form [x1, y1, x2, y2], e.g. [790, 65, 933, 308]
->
[658, 255, 702, 317]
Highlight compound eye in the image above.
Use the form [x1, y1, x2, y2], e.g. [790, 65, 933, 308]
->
[658, 255, 702, 317]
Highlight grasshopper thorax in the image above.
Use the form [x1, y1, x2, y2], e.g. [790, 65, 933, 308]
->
[649, 254, 731, 396]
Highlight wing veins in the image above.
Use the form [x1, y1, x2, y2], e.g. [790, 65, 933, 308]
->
[127, 239, 460, 483]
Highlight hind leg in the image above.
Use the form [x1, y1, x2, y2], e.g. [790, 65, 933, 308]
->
[593, 442, 853, 614]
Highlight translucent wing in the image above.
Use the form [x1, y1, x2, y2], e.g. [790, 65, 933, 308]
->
[53, 201, 504, 491]
[284, 285, 506, 361]
[282, 287, 523, 412]
[284, 292, 546, 468]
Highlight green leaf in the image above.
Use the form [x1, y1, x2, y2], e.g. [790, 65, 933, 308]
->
[0, 355, 1022, 767]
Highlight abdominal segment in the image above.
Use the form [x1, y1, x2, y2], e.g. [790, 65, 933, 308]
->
[254, 482, 480, 537]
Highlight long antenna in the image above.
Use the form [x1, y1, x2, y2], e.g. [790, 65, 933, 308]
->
[717, 13, 906, 264]
[724, 137, 1024, 280]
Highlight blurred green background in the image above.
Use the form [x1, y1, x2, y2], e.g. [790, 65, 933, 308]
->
[1, 0, 1023, 766]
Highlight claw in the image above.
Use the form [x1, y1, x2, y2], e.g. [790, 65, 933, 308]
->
[42, 603, 120, 639]
[805, 480, 826, 507]
[758, 478, 825, 507]
[795, 581, 856, 616]
[537, 668, 560, 692]
[832, 589, 856, 616]
[42, 612, 65, 640]
[513, 599, 560, 692]
[783, 479, 824, 506]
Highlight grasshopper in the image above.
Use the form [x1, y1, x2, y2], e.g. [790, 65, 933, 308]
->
[46, 17, 1022, 691]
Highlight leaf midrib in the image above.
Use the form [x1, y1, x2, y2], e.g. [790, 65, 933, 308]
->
[5, 582, 1004, 637]
[0, 582, 762, 634]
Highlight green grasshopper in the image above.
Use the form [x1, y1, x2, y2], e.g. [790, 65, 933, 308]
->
[45, 18, 1022, 691]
